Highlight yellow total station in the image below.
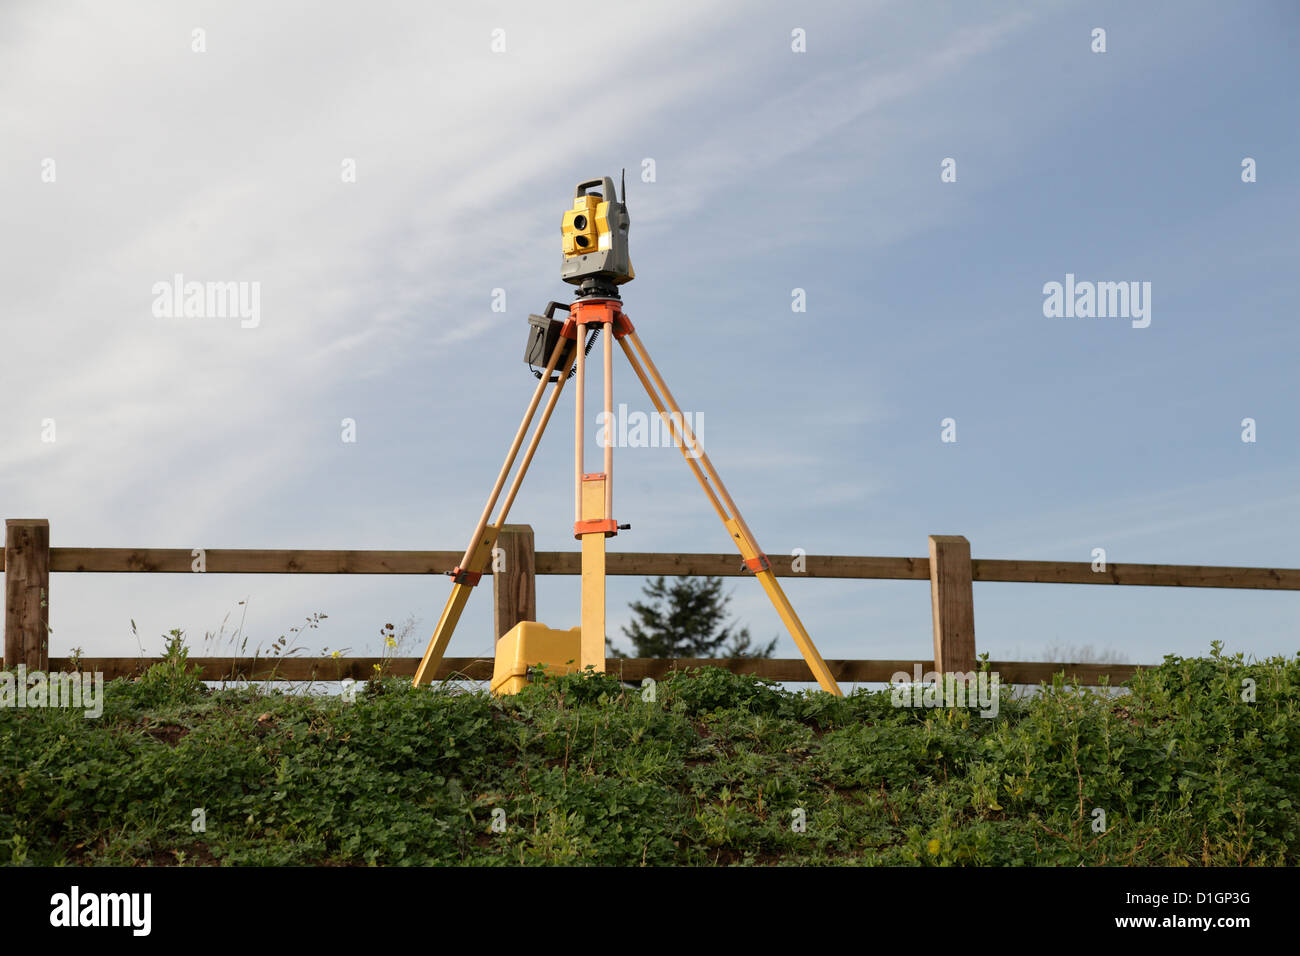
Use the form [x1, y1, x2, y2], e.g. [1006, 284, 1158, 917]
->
[560, 175, 633, 294]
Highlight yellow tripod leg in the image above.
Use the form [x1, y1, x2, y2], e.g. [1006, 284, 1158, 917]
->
[579, 475, 607, 671]
[722, 517, 841, 695]
[413, 333, 570, 686]
[621, 331, 843, 696]
[413, 532, 498, 685]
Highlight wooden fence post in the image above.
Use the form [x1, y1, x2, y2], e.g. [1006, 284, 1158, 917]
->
[928, 534, 975, 674]
[493, 524, 536, 640]
[5, 519, 51, 671]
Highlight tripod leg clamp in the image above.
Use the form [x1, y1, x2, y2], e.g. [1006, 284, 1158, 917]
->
[449, 566, 483, 586]
[743, 554, 771, 574]
[573, 519, 619, 538]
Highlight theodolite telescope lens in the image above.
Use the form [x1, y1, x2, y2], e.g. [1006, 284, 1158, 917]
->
[575, 235, 589, 248]
[573, 215, 588, 230]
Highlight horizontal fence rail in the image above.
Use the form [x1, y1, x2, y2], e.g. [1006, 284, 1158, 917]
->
[5, 548, 1299, 588]
[7, 518, 1297, 687]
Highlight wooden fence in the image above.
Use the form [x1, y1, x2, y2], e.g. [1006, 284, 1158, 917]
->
[6, 518, 1299, 685]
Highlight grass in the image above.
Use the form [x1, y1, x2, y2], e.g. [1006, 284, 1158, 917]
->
[1, 641, 1296, 866]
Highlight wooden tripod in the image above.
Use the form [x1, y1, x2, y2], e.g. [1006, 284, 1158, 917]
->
[412, 297, 843, 695]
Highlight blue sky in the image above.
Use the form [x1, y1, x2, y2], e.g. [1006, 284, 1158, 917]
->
[2, 0, 1297, 672]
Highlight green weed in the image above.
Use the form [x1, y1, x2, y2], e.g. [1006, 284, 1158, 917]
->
[0, 642, 1295, 866]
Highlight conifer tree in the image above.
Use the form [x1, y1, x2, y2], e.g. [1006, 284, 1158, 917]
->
[612, 576, 777, 659]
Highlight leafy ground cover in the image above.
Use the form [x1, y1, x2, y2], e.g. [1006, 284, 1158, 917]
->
[2, 643, 1295, 865]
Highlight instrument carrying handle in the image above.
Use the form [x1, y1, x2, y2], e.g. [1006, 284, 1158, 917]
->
[574, 177, 617, 202]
